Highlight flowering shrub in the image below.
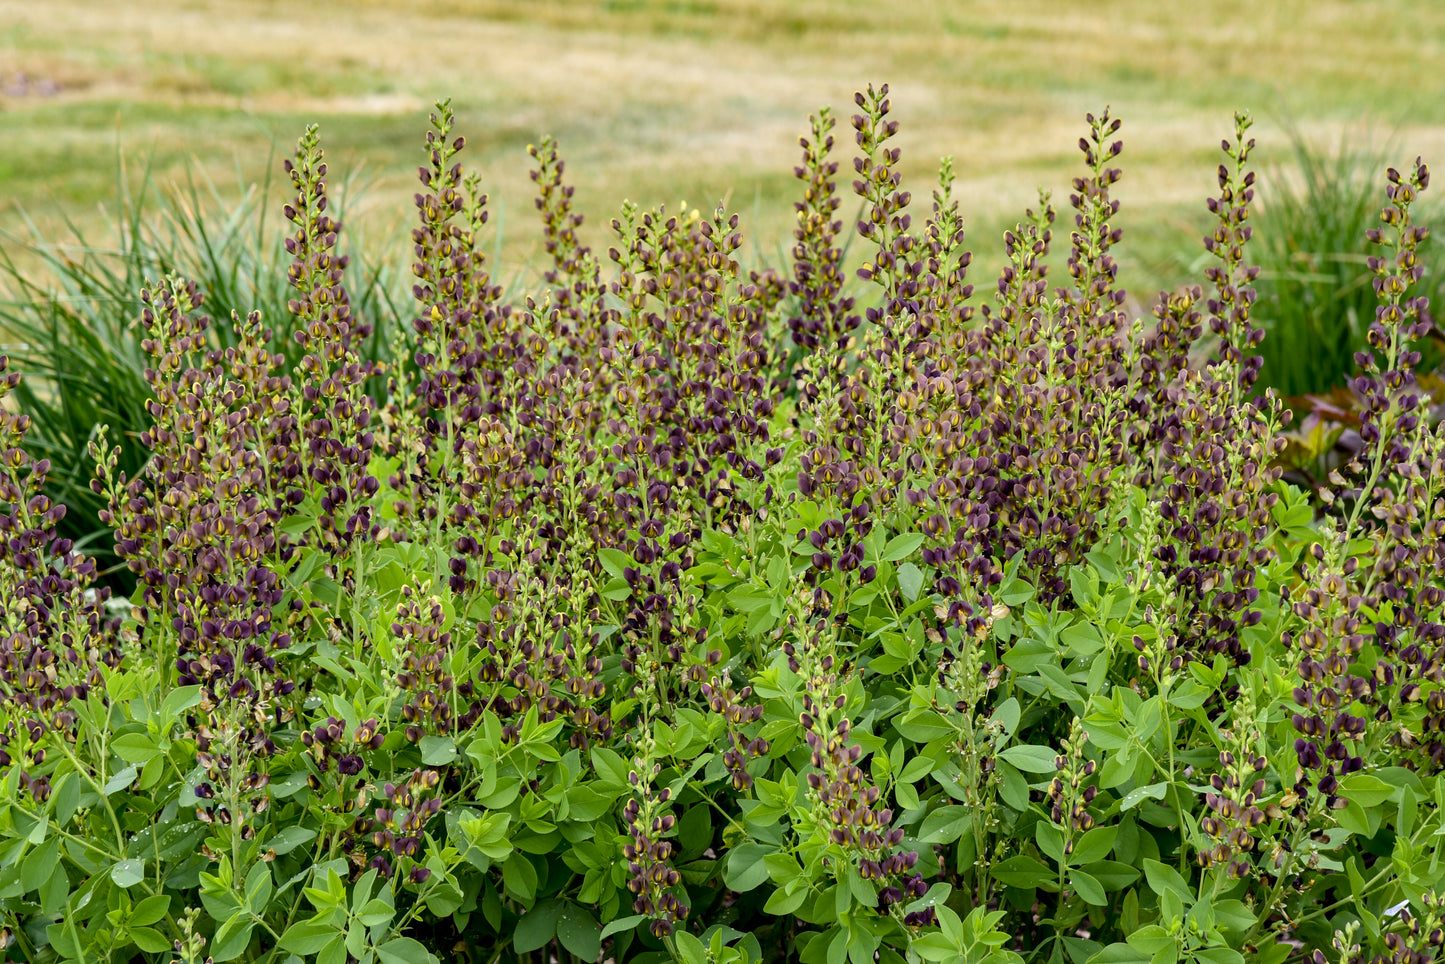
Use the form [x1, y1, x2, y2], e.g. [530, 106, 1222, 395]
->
[2, 86, 1444, 964]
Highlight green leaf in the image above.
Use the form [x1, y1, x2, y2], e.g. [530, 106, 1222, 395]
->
[1070, 826, 1117, 865]
[598, 548, 632, 579]
[477, 776, 522, 809]
[600, 914, 646, 939]
[131, 927, 172, 953]
[21, 837, 60, 893]
[244, 862, 273, 915]
[104, 764, 139, 795]
[998, 744, 1060, 773]
[1212, 898, 1257, 935]
[557, 903, 602, 960]
[763, 882, 808, 915]
[1336, 799, 1374, 837]
[991, 698, 1021, 736]
[515, 899, 564, 954]
[130, 894, 172, 927]
[356, 898, 396, 927]
[280, 920, 340, 955]
[159, 684, 203, 721]
[1070, 870, 1107, 906]
[1142, 859, 1191, 904]
[898, 754, 935, 783]
[112, 732, 164, 763]
[503, 853, 538, 904]
[991, 855, 1053, 889]
[896, 563, 925, 602]
[565, 784, 615, 823]
[1119, 783, 1168, 811]
[419, 735, 457, 766]
[881, 533, 925, 562]
[895, 711, 954, 742]
[912, 933, 965, 961]
[425, 872, 464, 918]
[725, 843, 772, 892]
[996, 760, 1031, 812]
[1124, 925, 1174, 954]
[44, 923, 83, 962]
[377, 937, 438, 964]
[319, 935, 347, 964]
[591, 746, 630, 787]
[1035, 821, 1065, 862]
[675, 931, 708, 964]
[111, 858, 145, 888]
[1060, 622, 1104, 656]
[1088, 943, 1153, 964]
[269, 826, 317, 856]
[211, 913, 256, 962]
[52, 773, 81, 824]
[1083, 860, 1140, 889]
[1194, 950, 1245, 964]
[919, 806, 972, 845]
[1339, 773, 1395, 808]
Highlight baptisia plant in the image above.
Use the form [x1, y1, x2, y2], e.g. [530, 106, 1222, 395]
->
[1, 88, 1443, 964]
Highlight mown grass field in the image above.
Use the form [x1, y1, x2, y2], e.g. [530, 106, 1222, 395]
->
[3, 0, 1444, 292]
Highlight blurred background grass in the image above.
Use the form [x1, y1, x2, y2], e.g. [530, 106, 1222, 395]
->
[4, 0, 1444, 293]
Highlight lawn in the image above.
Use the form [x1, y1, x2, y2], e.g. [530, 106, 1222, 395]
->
[3, 0, 1444, 291]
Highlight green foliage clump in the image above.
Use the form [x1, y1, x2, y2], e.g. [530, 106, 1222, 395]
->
[1252, 131, 1444, 400]
[1, 86, 1444, 964]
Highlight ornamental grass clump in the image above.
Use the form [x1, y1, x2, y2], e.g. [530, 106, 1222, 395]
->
[3, 86, 1445, 964]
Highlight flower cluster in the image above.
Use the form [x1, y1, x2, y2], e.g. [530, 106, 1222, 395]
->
[788, 107, 858, 358]
[284, 126, 378, 557]
[698, 671, 768, 790]
[96, 282, 295, 707]
[7, 85, 1445, 964]
[362, 767, 444, 878]
[1045, 720, 1098, 841]
[0, 354, 119, 779]
[1144, 116, 1286, 668]
[622, 767, 688, 938]
[1198, 688, 1274, 877]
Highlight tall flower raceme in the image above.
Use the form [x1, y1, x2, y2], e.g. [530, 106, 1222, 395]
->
[1128, 285, 1207, 488]
[529, 135, 612, 372]
[912, 200, 1060, 625]
[88, 282, 299, 861]
[913, 155, 976, 366]
[598, 202, 783, 682]
[469, 558, 615, 753]
[94, 281, 294, 707]
[0, 356, 119, 790]
[788, 107, 860, 367]
[851, 83, 917, 332]
[1147, 116, 1286, 670]
[386, 102, 540, 613]
[848, 84, 928, 523]
[283, 126, 380, 566]
[677, 207, 783, 530]
[944, 114, 1139, 605]
[784, 613, 933, 934]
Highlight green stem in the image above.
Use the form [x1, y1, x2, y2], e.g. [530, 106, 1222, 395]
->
[10, 800, 120, 861]
[53, 727, 129, 863]
[8, 923, 38, 964]
[259, 830, 337, 964]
